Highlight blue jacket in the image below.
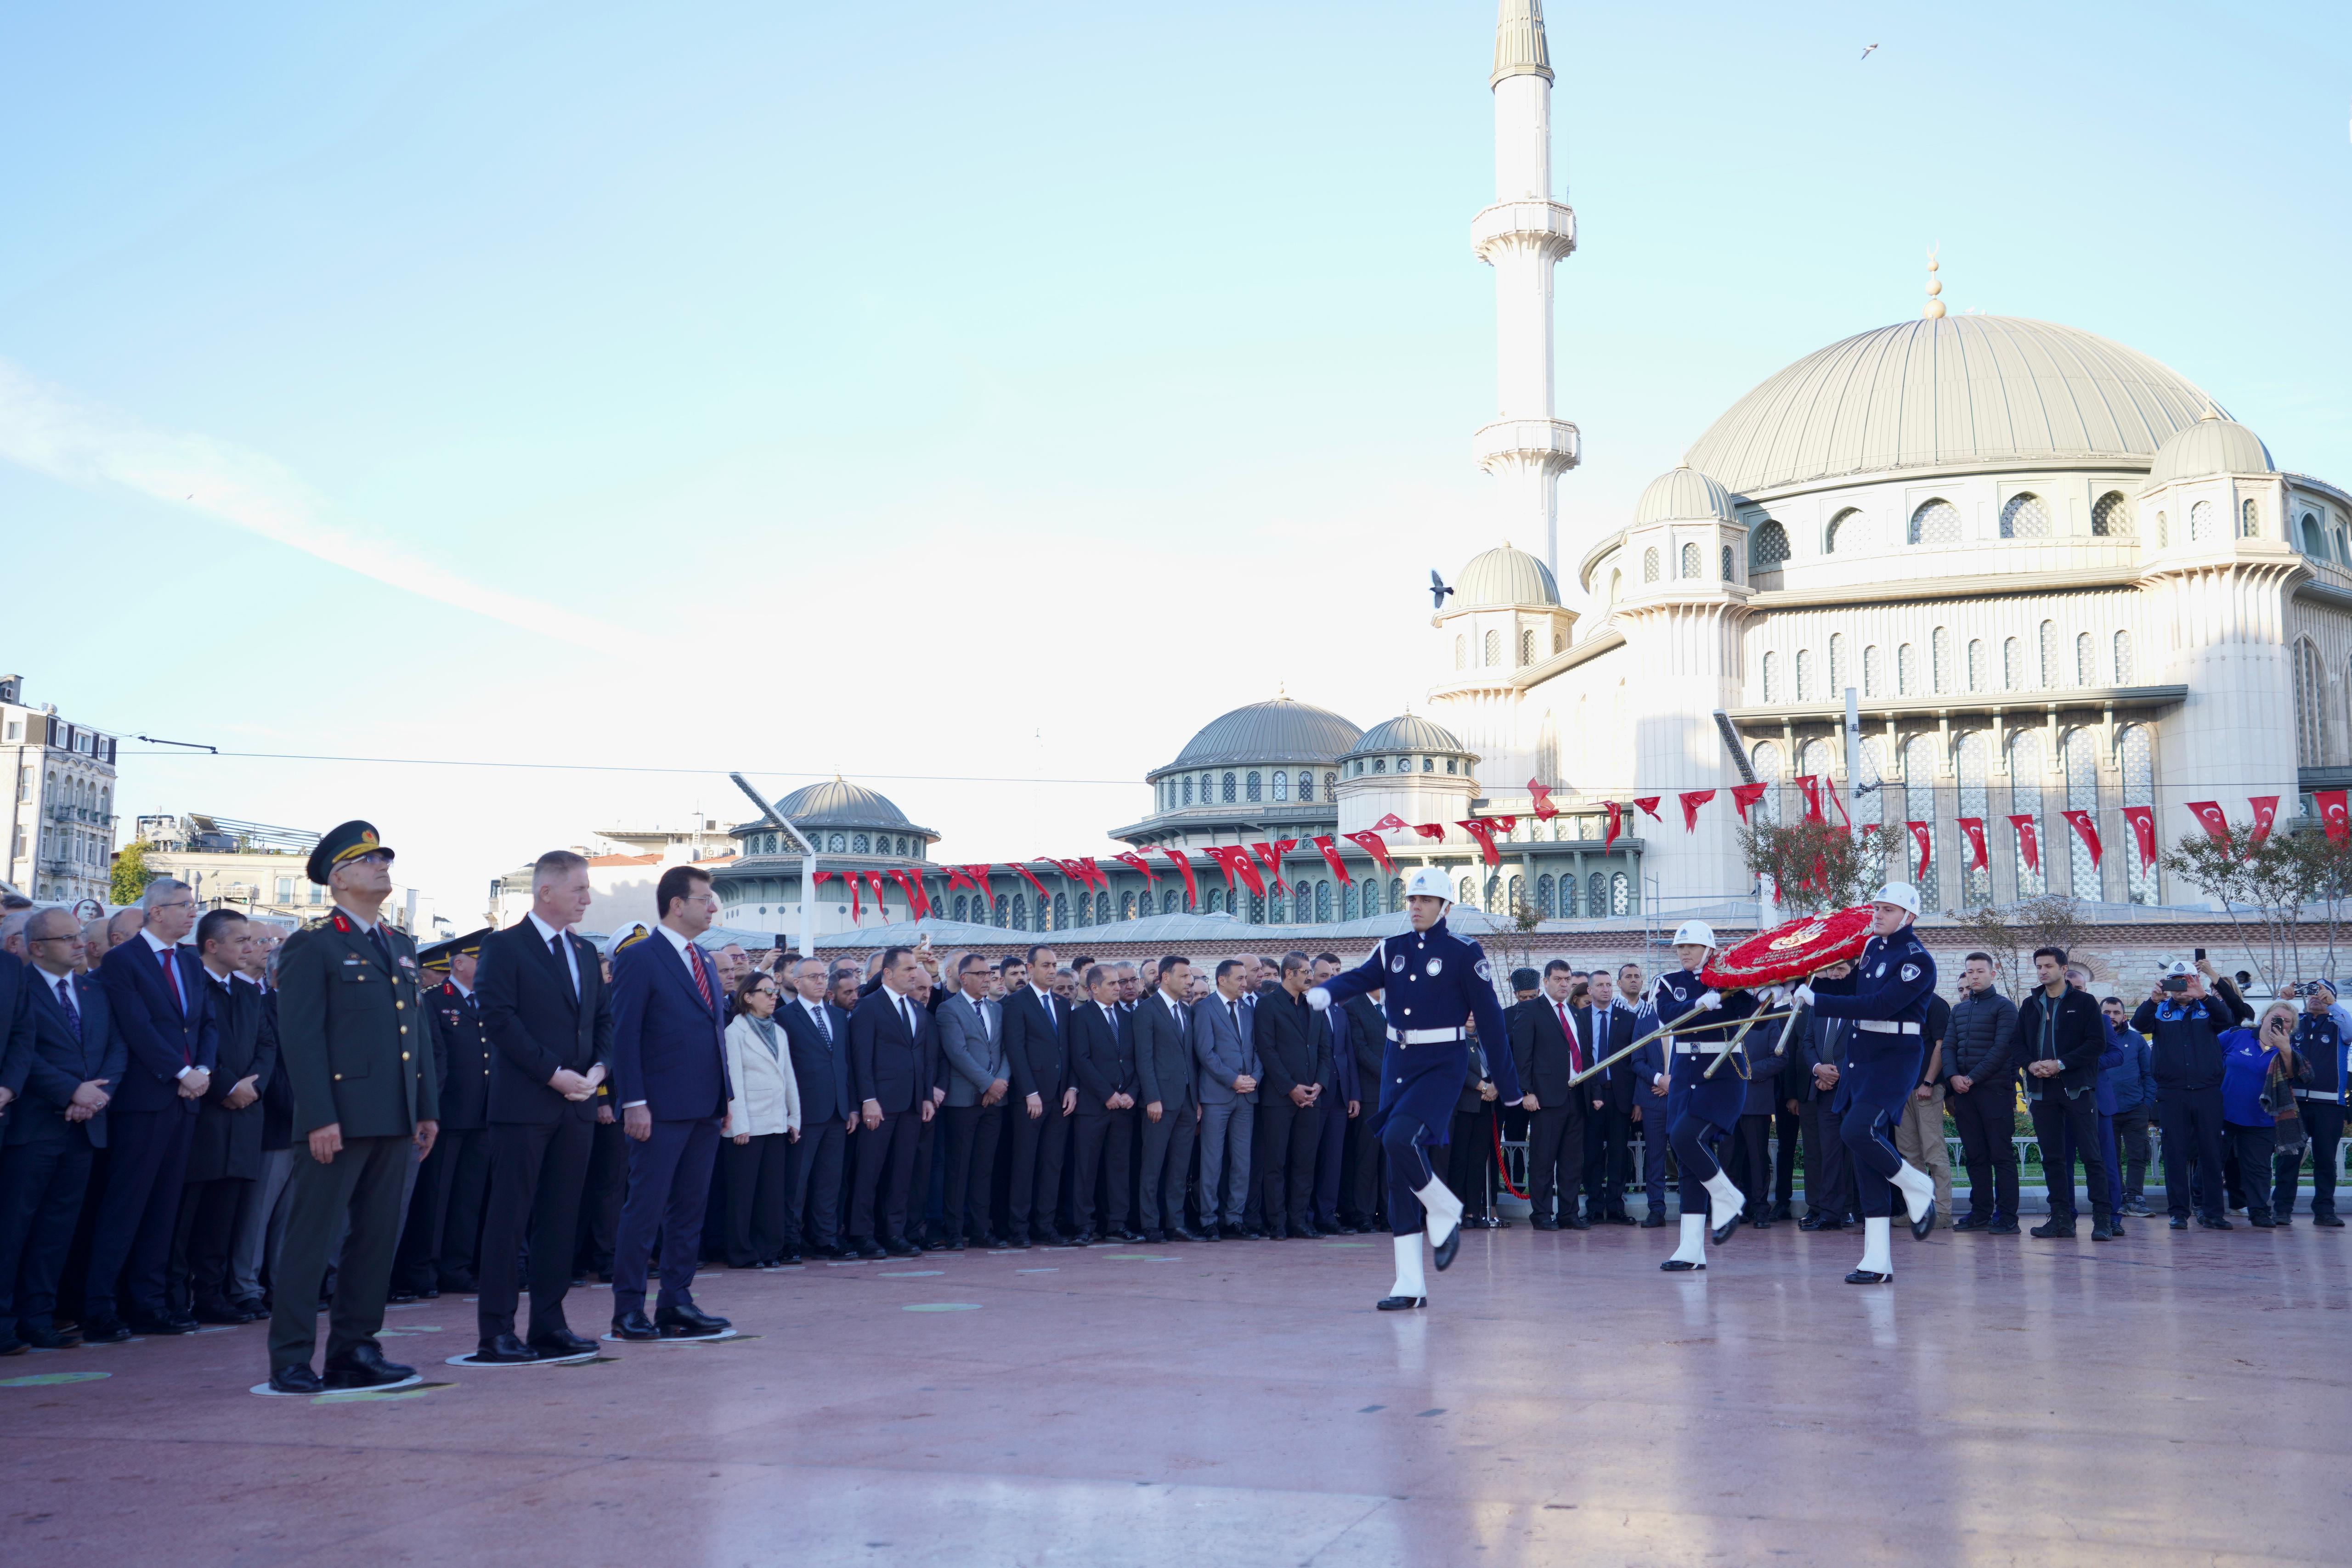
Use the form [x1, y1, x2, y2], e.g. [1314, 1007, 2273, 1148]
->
[608, 933, 731, 1121]
[1317, 917, 1520, 1144]
[98, 937, 220, 1116]
[3, 966, 125, 1149]
[2292, 1011, 2346, 1106]
[1808, 924, 1937, 1119]
[2100, 1020, 2154, 1115]
[2218, 1027, 2289, 1127]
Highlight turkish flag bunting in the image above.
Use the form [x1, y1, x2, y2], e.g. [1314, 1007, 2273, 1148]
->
[1491, 816, 1517, 833]
[2186, 801, 2231, 845]
[2248, 795, 2280, 850]
[1343, 831, 1394, 874]
[2060, 809, 2102, 870]
[1113, 850, 1159, 884]
[1956, 816, 1989, 871]
[864, 871, 890, 916]
[1792, 774, 1825, 823]
[2007, 815, 2041, 875]
[1457, 819, 1502, 867]
[1527, 779, 1559, 821]
[1203, 846, 1255, 898]
[1603, 801, 1623, 852]
[1730, 782, 1768, 821]
[2316, 790, 2352, 844]
[1828, 787, 1850, 830]
[1251, 840, 1296, 895]
[1050, 857, 1089, 890]
[945, 864, 991, 899]
[811, 870, 832, 887]
[1160, 848, 1199, 909]
[1633, 796, 1662, 822]
[1012, 862, 1054, 903]
[2121, 805, 2158, 862]
[887, 869, 932, 920]
[1310, 835, 1353, 885]
[1411, 823, 1447, 840]
[1371, 813, 1409, 833]
[1076, 856, 1106, 893]
[1679, 790, 1715, 831]
[1224, 846, 1267, 899]
[1905, 821, 1933, 880]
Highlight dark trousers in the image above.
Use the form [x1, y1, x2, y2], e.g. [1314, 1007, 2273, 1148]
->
[2115, 1105, 2154, 1200]
[574, 1115, 627, 1275]
[84, 1107, 193, 1322]
[2029, 1089, 2111, 1223]
[2276, 1102, 2343, 1218]
[1137, 1102, 1196, 1234]
[170, 1175, 249, 1312]
[1797, 1099, 1854, 1220]
[1005, 1105, 1071, 1242]
[1341, 1105, 1384, 1228]
[722, 1133, 793, 1265]
[1310, 1102, 1346, 1228]
[267, 1134, 409, 1371]
[2157, 1085, 2227, 1221]
[1258, 1095, 1321, 1234]
[0, 1135, 95, 1331]
[1524, 1104, 1584, 1219]
[1582, 1105, 1631, 1218]
[1382, 1114, 1441, 1236]
[401, 1125, 488, 1287]
[1071, 1109, 1135, 1235]
[613, 1117, 723, 1315]
[2221, 1123, 2279, 1220]
[1949, 1079, 2019, 1223]
[1838, 1100, 1903, 1220]
[1635, 1100, 1671, 1215]
[476, 1117, 593, 1343]
[2058, 1112, 2124, 1217]
[1772, 1102, 1800, 1208]
[1668, 1111, 1727, 1209]
[905, 1110, 940, 1240]
[849, 1106, 922, 1244]
[1446, 1105, 1494, 1221]
[1726, 1115, 1772, 1218]
[793, 1116, 847, 1247]
[939, 1103, 1005, 1242]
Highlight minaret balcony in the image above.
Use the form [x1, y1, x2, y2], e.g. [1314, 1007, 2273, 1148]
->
[1471, 199, 1576, 262]
[1474, 418, 1580, 473]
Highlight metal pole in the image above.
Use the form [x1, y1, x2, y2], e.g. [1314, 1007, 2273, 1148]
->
[1843, 687, 1863, 839]
[729, 773, 820, 959]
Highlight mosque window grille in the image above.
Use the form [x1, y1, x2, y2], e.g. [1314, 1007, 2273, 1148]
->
[1588, 872, 1607, 918]
[1271, 769, 1288, 802]
[1955, 730, 1991, 907]
[1267, 890, 1283, 925]
[1794, 648, 1812, 702]
[1300, 769, 1316, 801]
[2008, 730, 2047, 899]
[2295, 638, 2324, 768]
[1828, 633, 1845, 696]
[1750, 519, 1790, 570]
[1485, 630, 1502, 666]
[1901, 733, 1939, 907]
[1610, 873, 1632, 916]
[1011, 894, 1028, 930]
[2076, 632, 2096, 688]
[1897, 642, 1917, 696]
[2002, 637, 2022, 692]
[1295, 884, 1313, 922]
[1825, 508, 1858, 553]
[2118, 724, 2157, 903]
[1422, 756, 1435, 773]
[2038, 620, 2058, 687]
[1246, 771, 1262, 804]
[1316, 882, 1333, 922]
[1536, 874, 1555, 916]
[1553, 631, 1566, 654]
[2156, 512, 2168, 547]
[1221, 772, 1237, 803]
[1181, 776, 1193, 807]
[2190, 499, 2215, 543]
[1760, 651, 1777, 704]
[1385, 877, 1403, 912]
[1324, 772, 1338, 797]
[1454, 635, 1466, 670]
[1680, 542, 1701, 579]
[1999, 493, 2048, 539]
[1459, 877, 1477, 906]
[1932, 626, 1951, 694]
[1373, 758, 1385, 774]
[1862, 644, 1882, 699]
[2092, 491, 2132, 537]
[1721, 544, 1735, 581]
[1521, 628, 1537, 665]
[2113, 629, 2133, 685]
[827, 833, 846, 852]
[1908, 498, 1961, 545]
[1642, 547, 1660, 583]
[2240, 498, 2260, 539]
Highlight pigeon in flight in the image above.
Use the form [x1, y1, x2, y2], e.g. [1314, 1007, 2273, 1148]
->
[1429, 570, 1454, 610]
[1860, 43, 1877, 60]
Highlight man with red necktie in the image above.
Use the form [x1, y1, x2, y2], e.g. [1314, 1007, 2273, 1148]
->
[1508, 960, 1589, 1231]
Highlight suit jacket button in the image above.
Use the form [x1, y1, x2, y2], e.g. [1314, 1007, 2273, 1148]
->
[401, 1052, 410, 1061]
[396, 1000, 405, 1010]
[401, 1025, 409, 1034]
[334, 1072, 343, 1081]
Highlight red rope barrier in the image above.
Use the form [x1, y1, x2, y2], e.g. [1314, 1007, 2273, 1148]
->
[1492, 1115, 1527, 1201]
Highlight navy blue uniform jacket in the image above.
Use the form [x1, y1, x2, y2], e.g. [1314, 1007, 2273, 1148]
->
[1807, 924, 1937, 1120]
[609, 935, 730, 1121]
[1655, 969, 1762, 1136]
[1316, 918, 1521, 1147]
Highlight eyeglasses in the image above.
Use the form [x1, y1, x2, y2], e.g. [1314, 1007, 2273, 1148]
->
[349, 851, 393, 867]
[148, 900, 195, 913]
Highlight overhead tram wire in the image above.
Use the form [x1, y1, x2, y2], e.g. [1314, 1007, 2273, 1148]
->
[113, 747, 1140, 789]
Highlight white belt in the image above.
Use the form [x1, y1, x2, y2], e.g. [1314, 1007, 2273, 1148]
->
[1673, 1042, 1734, 1055]
[1856, 1020, 1921, 1035]
[1388, 1026, 1466, 1045]
[2297, 1088, 2345, 1103]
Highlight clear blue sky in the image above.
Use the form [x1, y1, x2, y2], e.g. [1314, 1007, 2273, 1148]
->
[5, 1, 2347, 918]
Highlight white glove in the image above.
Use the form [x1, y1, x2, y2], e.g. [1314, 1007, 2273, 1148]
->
[1306, 986, 1331, 1012]
[1794, 983, 1816, 1008]
[1695, 990, 1722, 1011]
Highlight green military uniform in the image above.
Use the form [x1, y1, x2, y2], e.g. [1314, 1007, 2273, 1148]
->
[266, 821, 441, 1382]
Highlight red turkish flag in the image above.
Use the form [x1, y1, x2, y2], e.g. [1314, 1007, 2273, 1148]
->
[2121, 805, 2158, 862]
[2186, 801, 2231, 844]
[1905, 821, 1933, 880]
[1490, 816, 1518, 833]
[886, 869, 932, 920]
[1457, 819, 1502, 866]
[1251, 839, 1298, 895]
[1371, 813, 1409, 833]
[1050, 857, 1091, 890]
[1633, 796, 1662, 823]
[1730, 782, 1768, 822]
[1205, 846, 1264, 899]
[1076, 856, 1106, 893]
[1602, 801, 1623, 852]
[1160, 848, 1199, 909]
[1679, 790, 1715, 830]
[1411, 823, 1447, 841]
[1792, 774, 1825, 823]
[2007, 815, 2041, 875]
[863, 871, 891, 917]
[2316, 790, 2351, 844]
[1343, 831, 1394, 874]
[1527, 779, 1559, 820]
[1309, 834, 1353, 885]
[945, 864, 991, 901]
[2060, 809, 2101, 870]
[1113, 850, 1159, 884]
[1956, 817, 1989, 871]
[2248, 795, 2281, 849]
[1012, 862, 1054, 904]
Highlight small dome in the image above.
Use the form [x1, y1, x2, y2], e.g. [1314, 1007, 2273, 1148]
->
[1345, 714, 1472, 759]
[1166, 697, 1363, 770]
[1457, 544, 1559, 608]
[2147, 412, 2273, 484]
[774, 778, 914, 831]
[1633, 467, 1736, 525]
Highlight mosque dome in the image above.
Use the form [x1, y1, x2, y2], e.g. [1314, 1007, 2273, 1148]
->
[775, 778, 914, 831]
[1681, 316, 2219, 495]
[1456, 544, 1560, 608]
[1345, 713, 1472, 760]
[1166, 697, 1363, 770]
[2147, 411, 2274, 484]
[1633, 466, 1736, 525]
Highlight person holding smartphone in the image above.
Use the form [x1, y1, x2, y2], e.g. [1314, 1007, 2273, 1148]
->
[2132, 960, 2234, 1230]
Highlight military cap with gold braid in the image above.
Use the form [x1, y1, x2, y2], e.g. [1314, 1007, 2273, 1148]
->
[605, 920, 651, 957]
[417, 925, 491, 974]
[305, 819, 395, 886]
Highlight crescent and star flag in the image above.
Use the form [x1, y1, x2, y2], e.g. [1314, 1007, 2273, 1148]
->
[1602, 801, 1623, 852]
[1956, 816, 1989, 871]
[1457, 819, 1502, 867]
[2316, 790, 2352, 844]
[2248, 795, 2280, 849]
[1905, 820, 1933, 879]
[1344, 831, 1395, 874]
[1076, 856, 1106, 892]
[1792, 774, 1825, 823]
[1113, 850, 1159, 884]
[886, 869, 932, 919]
[946, 864, 992, 902]
[1371, 812, 1409, 833]
[2060, 810, 2102, 869]
[1310, 835, 1353, 885]
[1214, 846, 1267, 898]
[1490, 815, 1517, 833]
[1251, 840, 1296, 895]
[1527, 779, 1559, 820]
[2007, 815, 2041, 875]
[1730, 782, 1768, 821]
[2186, 801, 2231, 844]
[1633, 796, 1662, 823]
[2121, 805, 2159, 862]
[1679, 790, 1715, 830]
[862, 871, 889, 915]
[1160, 847, 1200, 908]
[1411, 823, 1447, 840]
[1012, 862, 1054, 903]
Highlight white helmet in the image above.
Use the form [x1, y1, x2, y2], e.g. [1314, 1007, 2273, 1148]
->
[1874, 882, 1921, 916]
[1671, 919, 1716, 948]
[1403, 866, 1453, 902]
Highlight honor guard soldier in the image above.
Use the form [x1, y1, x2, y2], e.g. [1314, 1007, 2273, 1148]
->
[1651, 921, 1762, 1273]
[265, 820, 440, 1394]
[1308, 866, 1520, 1311]
[1795, 883, 1940, 1283]
[2284, 981, 2346, 1226]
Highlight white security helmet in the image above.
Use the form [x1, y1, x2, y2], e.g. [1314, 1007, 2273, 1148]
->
[1670, 919, 1716, 948]
[1404, 866, 1453, 902]
[1874, 882, 1922, 916]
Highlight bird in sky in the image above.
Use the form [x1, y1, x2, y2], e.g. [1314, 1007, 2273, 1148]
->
[1860, 43, 1878, 61]
[1429, 570, 1454, 610]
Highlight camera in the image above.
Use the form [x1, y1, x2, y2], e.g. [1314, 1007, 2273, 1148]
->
[2161, 975, 2188, 993]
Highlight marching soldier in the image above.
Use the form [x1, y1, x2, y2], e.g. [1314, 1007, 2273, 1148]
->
[265, 821, 439, 1393]
[1651, 921, 1761, 1273]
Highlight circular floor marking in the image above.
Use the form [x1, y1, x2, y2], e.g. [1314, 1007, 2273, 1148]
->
[902, 1303, 982, 1312]
[1, 1371, 110, 1388]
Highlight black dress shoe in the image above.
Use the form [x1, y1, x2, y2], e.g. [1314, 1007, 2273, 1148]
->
[922, 1236, 951, 1252]
[2249, 1214, 2277, 1228]
[1607, 1213, 1637, 1226]
[1062, 1230, 1097, 1248]
[530, 1329, 598, 1358]
[323, 1342, 416, 1389]
[269, 1364, 326, 1394]
[2315, 1214, 2346, 1227]
[1749, 1219, 1772, 1230]
[476, 1333, 540, 1363]
[855, 1240, 889, 1260]
[1659, 1258, 1702, 1272]
[1769, 1201, 1793, 1222]
[2030, 1219, 2075, 1238]
[984, 1235, 1013, 1251]
[1172, 1227, 1207, 1243]
[80, 1314, 130, 1344]
[1432, 1226, 1461, 1272]
[420, 1285, 441, 1300]
[387, 1288, 421, 1304]
[1708, 1213, 1740, 1246]
[2199, 1216, 2233, 1230]
[1199, 1228, 1221, 1242]
[656, 1303, 731, 1337]
[1295, 1225, 1322, 1241]
[1142, 1230, 1166, 1245]
[1986, 1220, 2019, 1235]
[883, 1239, 920, 1258]
[1951, 1215, 1987, 1232]
[1242, 1227, 1269, 1241]
[1376, 1294, 1426, 1311]
[945, 1238, 967, 1252]
[611, 1310, 659, 1341]
[1844, 1269, 1893, 1285]
[1908, 1201, 1937, 1241]
[1798, 1214, 1823, 1231]
[1532, 1216, 1560, 1231]
[1814, 1218, 1847, 1231]
[781, 1249, 804, 1265]
[193, 1300, 251, 1325]
[1565, 1216, 1591, 1231]
[19, 1323, 80, 1350]
[1639, 1213, 1665, 1229]
[2169, 1215, 2189, 1230]
[127, 1314, 196, 1337]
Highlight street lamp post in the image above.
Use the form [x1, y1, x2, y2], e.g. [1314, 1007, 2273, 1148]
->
[730, 773, 820, 959]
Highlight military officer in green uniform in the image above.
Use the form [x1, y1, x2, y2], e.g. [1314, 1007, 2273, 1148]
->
[264, 820, 440, 1394]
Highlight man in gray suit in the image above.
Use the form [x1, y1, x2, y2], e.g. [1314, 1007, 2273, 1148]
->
[934, 953, 1009, 1251]
[1133, 954, 1203, 1243]
[1191, 958, 1260, 1239]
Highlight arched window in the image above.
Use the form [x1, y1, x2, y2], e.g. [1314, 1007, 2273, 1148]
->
[1826, 508, 1858, 553]
[1454, 635, 1465, 670]
[1459, 877, 1477, 907]
[1751, 519, 1790, 569]
[2113, 629, 2133, 684]
[1862, 643, 1883, 698]
[2076, 632, 2096, 687]
[1521, 628, 1537, 665]
[2009, 729, 2047, 898]
[1267, 882, 1286, 924]
[1324, 772, 1337, 799]
[1608, 570, 1621, 605]
[1206, 889, 1223, 914]
[1553, 631, 1566, 654]
[1247, 893, 1265, 923]
[1372, 758, 1385, 774]
[1828, 633, 1846, 696]
[1610, 873, 1632, 916]
[2038, 620, 2058, 687]
[1221, 772, 1236, 803]
[1300, 770, 1316, 801]
[1012, 894, 1028, 930]
[827, 833, 846, 852]
[1751, 740, 1784, 825]
[1588, 872, 1607, 918]
[1163, 887, 1181, 914]
[1485, 630, 1502, 665]
[1967, 638, 1986, 692]
[1386, 877, 1403, 912]
[1721, 544, 1735, 581]
[1558, 874, 1579, 917]
[1506, 875, 1524, 914]
[1316, 882, 1333, 922]
[2301, 513, 2324, 555]
[2336, 526, 2349, 565]
[851, 833, 870, 854]
[1909, 498, 1961, 545]
[1932, 626, 1951, 693]
[2092, 490, 2131, 537]
[994, 894, 1011, 926]
[1794, 649, 1813, 701]
[2002, 637, 2022, 691]
[1245, 770, 1262, 803]
[2295, 638, 2324, 767]
[1643, 547, 1660, 582]
[951, 895, 967, 923]
[1680, 541, 1701, 578]
[1119, 891, 1136, 920]
[1182, 776, 1196, 807]
[1761, 651, 1777, 704]
[1271, 769, 1288, 802]
[1798, 737, 1834, 790]
[2119, 724, 2157, 904]
[1052, 892, 1069, 930]
[1295, 884, 1312, 922]
[1902, 733, 1939, 908]
[1097, 891, 1110, 924]
[1898, 642, 1917, 696]
[2000, 493, 2048, 538]
[2062, 727, 2100, 899]
[1956, 730, 1990, 907]
[2190, 499, 2215, 542]
[1536, 874, 1555, 915]
[2240, 498, 2260, 539]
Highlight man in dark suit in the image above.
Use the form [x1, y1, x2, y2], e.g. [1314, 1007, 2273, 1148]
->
[1577, 971, 1639, 1224]
[1337, 985, 1385, 1232]
[173, 910, 277, 1321]
[474, 856, 612, 1361]
[934, 953, 1008, 1251]
[1067, 964, 1141, 1246]
[848, 945, 939, 1258]
[1306, 953, 1359, 1235]
[999, 946, 1073, 1247]
[396, 929, 492, 1296]
[779, 955, 853, 1259]
[86, 878, 218, 1341]
[266, 821, 440, 1393]
[1191, 958, 1259, 1237]
[0, 909, 124, 1353]
[1510, 960, 1589, 1230]
[1132, 954, 1201, 1243]
[1254, 952, 1331, 1239]
[608, 866, 733, 1339]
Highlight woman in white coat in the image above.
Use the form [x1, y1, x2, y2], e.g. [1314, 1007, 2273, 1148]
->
[722, 971, 803, 1267]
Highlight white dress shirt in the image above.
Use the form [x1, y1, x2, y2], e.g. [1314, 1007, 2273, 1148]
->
[526, 909, 580, 996]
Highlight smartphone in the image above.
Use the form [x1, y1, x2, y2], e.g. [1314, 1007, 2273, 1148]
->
[2194, 948, 2205, 960]
[2161, 975, 2188, 993]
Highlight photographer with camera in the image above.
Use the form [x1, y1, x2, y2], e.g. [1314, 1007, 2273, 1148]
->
[2132, 959, 2235, 1230]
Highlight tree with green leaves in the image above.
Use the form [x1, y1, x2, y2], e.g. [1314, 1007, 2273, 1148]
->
[2161, 819, 2312, 989]
[1737, 818, 1905, 916]
[109, 839, 154, 907]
